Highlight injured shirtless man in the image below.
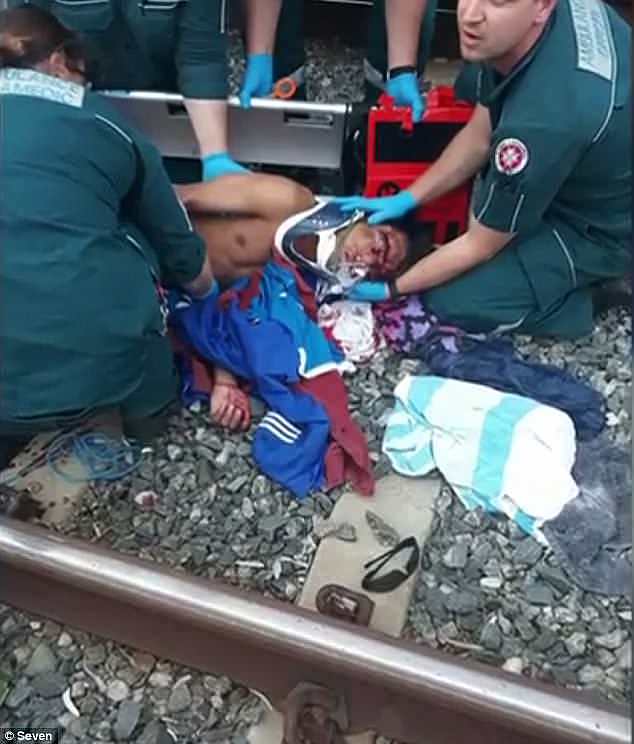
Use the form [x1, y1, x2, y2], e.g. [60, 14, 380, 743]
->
[176, 174, 425, 287]
[176, 173, 429, 430]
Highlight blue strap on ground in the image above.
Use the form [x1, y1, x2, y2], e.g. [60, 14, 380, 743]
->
[46, 432, 142, 483]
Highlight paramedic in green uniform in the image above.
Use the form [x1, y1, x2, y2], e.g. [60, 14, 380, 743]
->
[0, 6, 215, 462]
[239, 0, 434, 122]
[9, 0, 244, 181]
[336, 0, 631, 338]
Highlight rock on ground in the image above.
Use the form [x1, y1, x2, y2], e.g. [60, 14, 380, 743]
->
[0, 607, 265, 742]
[2, 31, 630, 740]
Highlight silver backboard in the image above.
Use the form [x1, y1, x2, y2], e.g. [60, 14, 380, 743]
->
[101, 92, 350, 170]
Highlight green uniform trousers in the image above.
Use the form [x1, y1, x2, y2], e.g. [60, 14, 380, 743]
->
[424, 218, 629, 339]
[0, 333, 178, 442]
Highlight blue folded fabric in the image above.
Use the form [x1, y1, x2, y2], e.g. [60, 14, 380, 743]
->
[418, 336, 606, 440]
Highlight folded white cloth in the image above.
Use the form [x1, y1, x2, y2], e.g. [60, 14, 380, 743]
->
[383, 375, 578, 536]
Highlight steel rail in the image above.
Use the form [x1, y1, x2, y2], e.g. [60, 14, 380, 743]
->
[0, 518, 629, 744]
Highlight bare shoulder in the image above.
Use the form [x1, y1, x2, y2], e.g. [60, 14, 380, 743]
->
[235, 172, 315, 217]
[174, 173, 314, 220]
[252, 173, 314, 209]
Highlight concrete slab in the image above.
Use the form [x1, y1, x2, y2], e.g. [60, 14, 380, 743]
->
[0, 412, 122, 527]
[248, 474, 440, 744]
[299, 474, 439, 636]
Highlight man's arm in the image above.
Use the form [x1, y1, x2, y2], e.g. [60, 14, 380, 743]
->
[245, 0, 283, 54]
[239, 0, 283, 108]
[394, 220, 512, 295]
[176, 174, 314, 222]
[385, 0, 427, 68]
[408, 103, 492, 204]
[184, 253, 215, 298]
[127, 138, 213, 294]
[184, 100, 228, 158]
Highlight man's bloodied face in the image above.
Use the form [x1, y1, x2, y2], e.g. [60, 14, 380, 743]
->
[337, 222, 409, 278]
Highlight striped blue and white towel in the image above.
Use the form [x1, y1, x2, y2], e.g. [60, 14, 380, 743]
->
[382, 376, 578, 538]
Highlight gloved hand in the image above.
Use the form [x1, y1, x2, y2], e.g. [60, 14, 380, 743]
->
[346, 281, 391, 303]
[202, 152, 248, 181]
[239, 53, 274, 108]
[386, 72, 425, 123]
[335, 190, 417, 225]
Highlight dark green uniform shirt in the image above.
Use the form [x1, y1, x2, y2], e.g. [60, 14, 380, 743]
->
[0, 68, 205, 420]
[470, 0, 631, 304]
[11, 0, 228, 98]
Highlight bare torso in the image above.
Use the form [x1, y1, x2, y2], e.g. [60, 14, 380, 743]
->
[188, 213, 277, 285]
[175, 177, 315, 286]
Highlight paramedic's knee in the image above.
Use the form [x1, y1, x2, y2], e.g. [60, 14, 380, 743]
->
[423, 249, 536, 333]
[424, 282, 511, 333]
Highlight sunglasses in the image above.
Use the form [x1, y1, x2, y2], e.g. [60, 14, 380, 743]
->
[361, 537, 420, 594]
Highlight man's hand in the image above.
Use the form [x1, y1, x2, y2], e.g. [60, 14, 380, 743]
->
[239, 54, 274, 108]
[346, 281, 391, 303]
[210, 382, 251, 431]
[202, 152, 248, 181]
[335, 190, 418, 225]
[184, 255, 216, 299]
[386, 72, 425, 123]
[189, 278, 218, 302]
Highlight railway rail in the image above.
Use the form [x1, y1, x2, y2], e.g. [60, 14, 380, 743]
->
[0, 517, 630, 744]
[0, 4, 630, 743]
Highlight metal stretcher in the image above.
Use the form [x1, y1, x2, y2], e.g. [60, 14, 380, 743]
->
[102, 92, 351, 172]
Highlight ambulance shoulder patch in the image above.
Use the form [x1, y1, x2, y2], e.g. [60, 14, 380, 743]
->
[494, 138, 529, 176]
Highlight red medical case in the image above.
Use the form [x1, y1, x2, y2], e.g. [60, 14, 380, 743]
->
[364, 86, 475, 244]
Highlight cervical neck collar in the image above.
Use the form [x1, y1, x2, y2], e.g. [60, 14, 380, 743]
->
[274, 199, 366, 283]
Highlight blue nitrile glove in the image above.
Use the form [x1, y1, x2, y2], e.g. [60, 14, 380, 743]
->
[202, 152, 248, 181]
[239, 53, 274, 108]
[386, 72, 425, 123]
[346, 281, 390, 303]
[335, 190, 417, 225]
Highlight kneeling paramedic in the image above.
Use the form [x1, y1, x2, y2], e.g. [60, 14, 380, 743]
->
[337, 0, 631, 339]
[0, 6, 215, 464]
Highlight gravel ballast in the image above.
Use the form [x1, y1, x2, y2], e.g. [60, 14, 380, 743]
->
[1, 32, 630, 742]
